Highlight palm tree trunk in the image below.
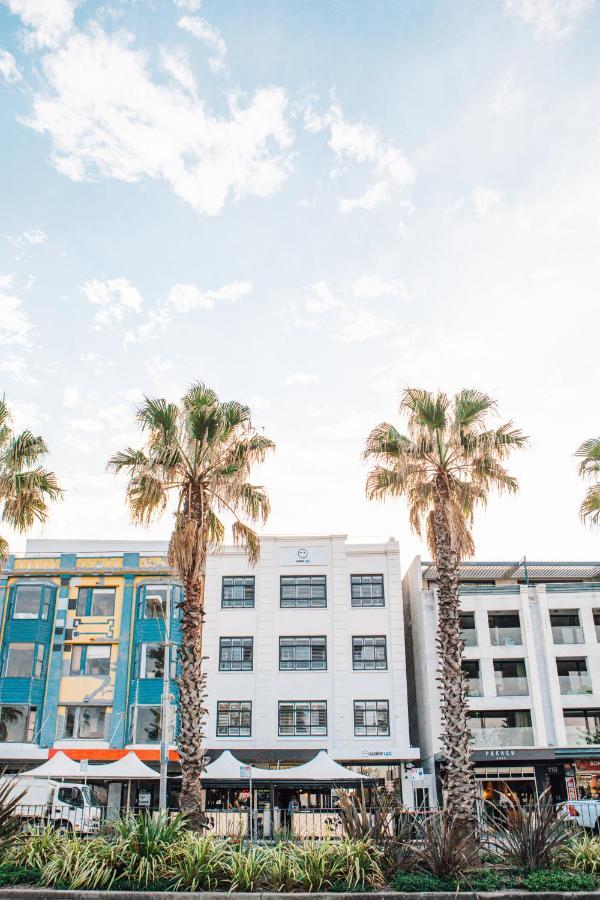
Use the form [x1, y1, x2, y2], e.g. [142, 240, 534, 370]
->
[432, 497, 478, 829]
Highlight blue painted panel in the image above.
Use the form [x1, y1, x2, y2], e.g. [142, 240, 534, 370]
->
[111, 574, 135, 748]
[38, 578, 68, 748]
[0, 678, 46, 705]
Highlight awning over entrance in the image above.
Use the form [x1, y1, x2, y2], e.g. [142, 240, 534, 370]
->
[87, 752, 159, 780]
[27, 751, 83, 778]
[203, 750, 371, 782]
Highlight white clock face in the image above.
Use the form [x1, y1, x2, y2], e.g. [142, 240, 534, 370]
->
[297, 548, 308, 560]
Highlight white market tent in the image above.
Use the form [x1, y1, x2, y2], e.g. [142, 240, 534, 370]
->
[87, 752, 159, 780]
[27, 751, 83, 779]
[203, 750, 370, 782]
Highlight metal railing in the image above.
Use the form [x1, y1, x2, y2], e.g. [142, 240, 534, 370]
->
[552, 625, 585, 644]
[490, 627, 523, 646]
[495, 675, 529, 696]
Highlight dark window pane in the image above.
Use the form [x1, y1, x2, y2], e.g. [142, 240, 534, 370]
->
[351, 575, 384, 607]
[13, 586, 43, 619]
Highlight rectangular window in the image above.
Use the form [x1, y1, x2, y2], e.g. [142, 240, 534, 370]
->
[216, 701, 252, 736]
[0, 705, 37, 742]
[139, 643, 165, 679]
[70, 645, 111, 676]
[557, 658, 592, 695]
[488, 612, 522, 646]
[278, 700, 327, 735]
[353, 700, 390, 736]
[12, 585, 47, 620]
[468, 709, 533, 748]
[279, 636, 327, 671]
[564, 708, 600, 745]
[550, 609, 584, 644]
[459, 612, 477, 647]
[351, 575, 385, 608]
[463, 660, 482, 696]
[493, 659, 529, 696]
[280, 576, 326, 608]
[222, 577, 255, 608]
[142, 584, 170, 619]
[130, 705, 175, 743]
[352, 636, 387, 671]
[219, 637, 253, 671]
[3, 643, 37, 678]
[63, 705, 108, 740]
[76, 588, 115, 617]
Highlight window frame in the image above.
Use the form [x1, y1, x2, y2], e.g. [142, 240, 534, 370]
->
[221, 576, 255, 609]
[280, 576, 327, 609]
[69, 644, 112, 677]
[137, 642, 168, 679]
[139, 583, 175, 620]
[10, 584, 52, 621]
[0, 704, 37, 742]
[352, 635, 388, 671]
[62, 705, 109, 740]
[278, 700, 328, 736]
[279, 636, 327, 671]
[129, 704, 175, 744]
[216, 700, 252, 737]
[75, 587, 116, 617]
[353, 699, 390, 736]
[218, 637, 254, 672]
[2, 642, 45, 678]
[350, 574, 385, 608]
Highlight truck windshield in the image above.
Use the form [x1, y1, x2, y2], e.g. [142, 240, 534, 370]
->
[81, 785, 101, 807]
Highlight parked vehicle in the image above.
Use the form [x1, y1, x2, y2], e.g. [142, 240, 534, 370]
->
[560, 799, 600, 831]
[0, 776, 103, 833]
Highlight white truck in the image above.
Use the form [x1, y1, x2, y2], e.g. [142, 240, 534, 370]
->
[1, 776, 104, 833]
[560, 799, 600, 831]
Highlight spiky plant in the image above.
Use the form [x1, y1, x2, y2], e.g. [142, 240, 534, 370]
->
[0, 398, 61, 562]
[364, 389, 526, 828]
[576, 438, 600, 526]
[108, 385, 274, 824]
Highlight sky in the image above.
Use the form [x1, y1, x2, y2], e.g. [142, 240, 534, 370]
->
[0, 0, 599, 567]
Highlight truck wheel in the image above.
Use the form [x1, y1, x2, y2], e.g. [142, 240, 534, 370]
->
[54, 820, 73, 834]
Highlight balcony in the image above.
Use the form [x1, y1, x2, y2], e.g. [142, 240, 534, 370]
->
[495, 676, 529, 696]
[552, 625, 584, 645]
[469, 727, 534, 748]
[461, 629, 477, 648]
[466, 678, 482, 697]
[559, 673, 593, 695]
[565, 726, 600, 746]
[490, 627, 522, 647]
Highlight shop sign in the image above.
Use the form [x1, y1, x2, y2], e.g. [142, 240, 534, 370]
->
[472, 748, 556, 762]
[279, 546, 329, 566]
[362, 750, 393, 758]
[240, 765, 252, 778]
[138, 791, 151, 807]
[575, 759, 600, 772]
[409, 768, 425, 782]
[566, 776, 578, 800]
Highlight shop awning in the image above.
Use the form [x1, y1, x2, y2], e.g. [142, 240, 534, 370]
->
[87, 752, 160, 780]
[203, 750, 370, 782]
[27, 751, 83, 778]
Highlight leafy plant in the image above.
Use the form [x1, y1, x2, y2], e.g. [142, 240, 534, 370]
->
[293, 840, 345, 891]
[227, 843, 268, 891]
[40, 836, 116, 890]
[263, 843, 299, 891]
[462, 867, 518, 891]
[0, 771, 28, 852]
[565, 834, 600, 873]
[522, 868, 597, 892]
[7, 825, 64, 870]
[337, 837, 383, 889]
[410, 809, 479, 878]
[113, 811, 188, 887]
[0, 863, 39, 886]
[488, 789, 571, 871]
[336, 786, 412, 874]
[168, 832, 229, 891]
[392, 871, 452, 892]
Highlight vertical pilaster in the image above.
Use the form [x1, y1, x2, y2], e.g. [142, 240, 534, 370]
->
[111, 573, 136, 747]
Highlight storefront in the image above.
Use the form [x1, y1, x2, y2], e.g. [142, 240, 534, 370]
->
[471, 748, 562, 804]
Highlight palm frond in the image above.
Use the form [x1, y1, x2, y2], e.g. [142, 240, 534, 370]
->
[0, 468, 62, 531]
[232, 520, 260, 566]
[453, 388, 496, 430]
[206, 510, 225, 549]
[126, 474, 168, 525]
[236, 483, 271, 524]
[3, 431, 48, 470]
[107, 447, 149, 474]
[365, 466, 407, 501]
[136, 397, 178, 436]
[576, 438, 600, 477]
[581, 485, 600, 526]
[0, 536, 8, 561]
[401, 388, 449, 431]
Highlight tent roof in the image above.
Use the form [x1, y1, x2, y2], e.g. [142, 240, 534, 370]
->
[27, 752, 83, 778]
[87, 752, 159, 780]
[203, 750, 369, 782]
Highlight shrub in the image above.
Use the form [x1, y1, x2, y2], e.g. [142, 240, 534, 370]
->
[336, 786, 412, 875]
[0, 863, 39, 886]
[0, 771, 28, 853]
[392, 870, 452, 892]
[227, 843, 268, 892]
[337, 837, 383, 889]
[410, 810, 479, 879]
[566, 833, 600, 874]
[522, 867, 597, 892]
[6, 825, 64, 871]
[168, 832, 229, 891]
[462, 867, 518, 891]
[487, 788, 571, 871]
[263, 843, 299, 892]
[40, 835, 117, 890]
[112, 810, 187, 888]
[293, 840, 345, 891]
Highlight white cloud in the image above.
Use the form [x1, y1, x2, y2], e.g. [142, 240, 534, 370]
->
[0, 274, 14, 290]
[492, 72, 526, 116]
[334, 308, 392, 344]
[281, 372, 320, 387]
[80, 277, 143, 327]
[0, 47, 21, 84]
[0, 286, 33, 347]
[178, 14, 226, 73]
[168, 280, 252, 312]
[3, 0, 78, 49]
[0, 355, 37, 384]
[304, 281, 340, 314]
[145, 354, 173, 377]
[79, 351, 113, 374]
[352, 275, 408, 300]
[249, 394, 272, 411]
[159, 46, 196, 94]
[63, 432, 99, 453]
[62, 386, 80, 408]
[305, 100, 414, 213]
[124, 304, 171, 346]
[116, 387, 144, 403]
[173, 0, 201, 9]
[472, 186, 503, 217]
[25, 26, 293, 217]
[10, 400, 46, 431]
[7, 228, 48, 250]
[504, 0, 594, 40]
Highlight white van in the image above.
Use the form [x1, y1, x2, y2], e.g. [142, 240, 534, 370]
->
[2, 776, 104, 833]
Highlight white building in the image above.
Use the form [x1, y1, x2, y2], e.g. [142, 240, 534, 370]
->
[403, 557, 600, 807]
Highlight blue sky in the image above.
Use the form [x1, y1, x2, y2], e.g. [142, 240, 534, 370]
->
[0, 0, 599, 563]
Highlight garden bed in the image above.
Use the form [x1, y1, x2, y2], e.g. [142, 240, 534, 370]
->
[1, 891, 600, 899]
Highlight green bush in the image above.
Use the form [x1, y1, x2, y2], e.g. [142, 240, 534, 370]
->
[565, 834, 600, 874]
[0, 863, 39, 885]
[462, 868, 518, 891]
[522, 867, 597, 892]
[392, 870, 452, 892]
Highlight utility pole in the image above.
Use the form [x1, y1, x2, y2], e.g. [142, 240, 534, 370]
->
[159, 586, 171, 810]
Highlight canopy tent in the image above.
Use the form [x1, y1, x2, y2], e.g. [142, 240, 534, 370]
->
[27, 752, 83, 779]
[203, 750, 371, 782]
[86, 752, 159, 780]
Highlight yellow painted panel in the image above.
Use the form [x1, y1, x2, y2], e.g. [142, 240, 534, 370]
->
[140, 557, 169, 569]
[59, 675, 115, 704]
[76, 557, 123, 569]
[14, 558, 60, 570]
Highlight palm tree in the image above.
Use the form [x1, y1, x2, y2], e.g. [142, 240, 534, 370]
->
[108, 383, 274, 824]
[575, 438, 600, 526]
[0, 398, 61, 562]
[364, 389, 526, 827]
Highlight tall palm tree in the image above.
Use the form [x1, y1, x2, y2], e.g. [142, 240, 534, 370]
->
[108, 383, 274, 823]
[364, 389, 526, 827]
[575, 438, 600, 526]
[0, 398, 61, 562]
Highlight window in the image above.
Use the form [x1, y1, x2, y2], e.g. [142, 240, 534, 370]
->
[3, 643, 44, 678]
[488, 612, 522, 646]
[222, 577, 255, 608]
[351, 575, 384, 608]
[459, 612, 477, 647]
[353, 700, 390, 736]
[278, 701, 327, 735]
[494, 659, 528, 696]
[63, 705, 108, 740]
[352, 636, 387, 671]
[463, 660, 482, 696]
[219, 637, 253, 671]
[280, 576, 326, 608]
[550, 610, 584, 644]
[12, 585, 51, 620]
[279, 636, 327, 671]
[217, 701, 252, 736]
[0, 705, 37, 742]
[138, 643, 165, 679]
[564, 708, 600, 745]
[594, 610, 600, 642]
[70, 645, 111, 677]
[468, 710, 533, 747]
[76, 588, 115, 617]
[57, 786, 84, 808]
[557, 658, 592, 695]
[129, 705, 175, 743]
[141, 584, 170, 619]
